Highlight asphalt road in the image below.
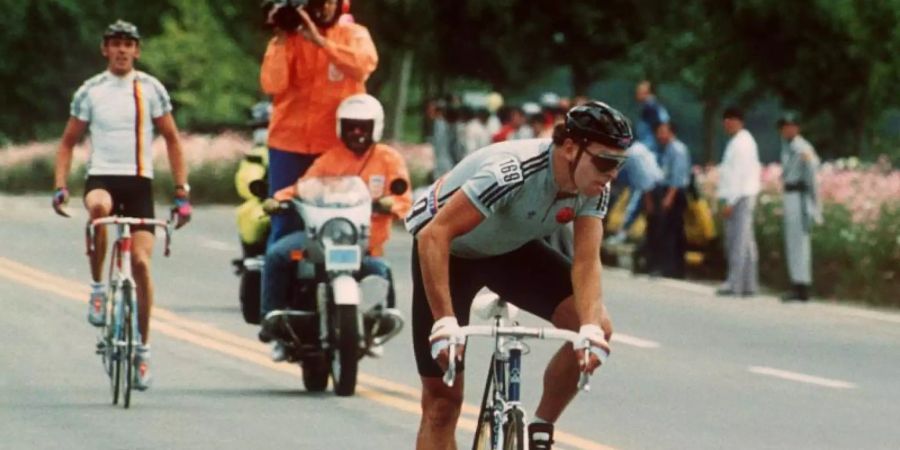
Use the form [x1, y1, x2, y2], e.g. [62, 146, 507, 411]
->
[1, 194, 898, 450]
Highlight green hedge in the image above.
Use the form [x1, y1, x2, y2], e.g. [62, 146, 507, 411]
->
[755, 198, 900, 307]
[0, 155, 240, 204]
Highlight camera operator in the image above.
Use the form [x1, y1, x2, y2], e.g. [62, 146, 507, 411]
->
[260, 0, 378, 245]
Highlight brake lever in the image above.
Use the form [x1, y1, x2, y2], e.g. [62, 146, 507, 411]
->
[443, 343, 457, 387]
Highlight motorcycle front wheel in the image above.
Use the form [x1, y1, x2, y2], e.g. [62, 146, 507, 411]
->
[330, 304, 359, 396]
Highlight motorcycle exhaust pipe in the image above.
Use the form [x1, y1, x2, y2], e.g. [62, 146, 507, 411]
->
[371, 308, 404, 347]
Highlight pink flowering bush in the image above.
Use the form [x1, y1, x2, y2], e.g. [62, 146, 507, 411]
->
[695, 160, 900, 306]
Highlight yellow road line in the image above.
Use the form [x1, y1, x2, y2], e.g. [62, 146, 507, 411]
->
[0, 256, 616, 450]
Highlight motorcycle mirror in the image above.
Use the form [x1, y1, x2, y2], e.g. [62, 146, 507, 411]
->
[249, 179, 269, 200]
[389, 179, 409, 196]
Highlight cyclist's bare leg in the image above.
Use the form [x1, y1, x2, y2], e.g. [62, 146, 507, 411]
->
[84, 190, 113, 282]
[417, 375, 464, 450]
[534, 294, 610, 423]
[132, 230, 155, 345]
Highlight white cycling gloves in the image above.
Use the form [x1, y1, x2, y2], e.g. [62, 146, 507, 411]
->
[429, 316, 461, 360]
[573, 324, 609, 365]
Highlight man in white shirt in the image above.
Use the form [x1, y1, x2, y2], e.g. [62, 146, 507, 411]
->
[716, 107, 760, 296]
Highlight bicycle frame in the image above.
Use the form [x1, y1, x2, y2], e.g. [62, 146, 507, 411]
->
[87, 216, 172, 407]
[444, 297, 596, 450]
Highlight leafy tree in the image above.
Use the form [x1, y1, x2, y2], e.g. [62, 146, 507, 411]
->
[140, 0, 260, 129]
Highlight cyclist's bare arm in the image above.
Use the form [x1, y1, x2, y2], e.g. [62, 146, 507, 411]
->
[153, 113, 188, 187]
[54, 118, 88, 189]
[571, 216, 605, 328]
[416, 191, 484, 321]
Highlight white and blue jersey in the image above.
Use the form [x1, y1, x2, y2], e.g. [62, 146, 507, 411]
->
[70, 70, 172, 179]
[405, 139, 610, 258]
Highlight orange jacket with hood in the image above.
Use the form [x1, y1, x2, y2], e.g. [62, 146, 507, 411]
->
[275, 143, 412, 257]
[260, 23, 377, 155]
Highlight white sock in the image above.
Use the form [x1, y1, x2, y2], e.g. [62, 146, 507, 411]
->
[90, 281, 104, 291]
[531, 416, 551, 425]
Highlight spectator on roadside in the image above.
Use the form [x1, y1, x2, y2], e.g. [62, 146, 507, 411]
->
[462, 107, 491, 156]
[644, 122, 691, 278]
[492, 105, 526, 142]
[606, 139, 663, 245]
[260, 0, 377, 245]
[777, 112, 821, 302]
[634, 80, 670, 149]
[716, 106, 761, 297]
[428, 98, 455, 179]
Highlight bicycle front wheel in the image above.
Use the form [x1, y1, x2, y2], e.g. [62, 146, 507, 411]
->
[122, 284, 135, 409]
[502, 408, 524, 450]
[472, 356, 495, 450]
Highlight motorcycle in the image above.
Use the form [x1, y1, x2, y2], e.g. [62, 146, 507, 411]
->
[259, 175, 407, 396]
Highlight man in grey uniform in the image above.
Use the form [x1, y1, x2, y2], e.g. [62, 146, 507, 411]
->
[406, 102, 632, 450]
[777, 112, 821, 302]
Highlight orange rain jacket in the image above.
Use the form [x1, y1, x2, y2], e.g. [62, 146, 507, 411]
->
[260, 23, 378, 155]
[275, 143, 412, 257]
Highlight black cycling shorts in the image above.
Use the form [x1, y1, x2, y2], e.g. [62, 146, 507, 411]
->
[411, 239, 574, 377]
[84, 176, 155, 234]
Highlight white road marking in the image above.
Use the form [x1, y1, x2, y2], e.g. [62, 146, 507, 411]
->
[748, 366, 857, 389]
[612, 333, 661, 349]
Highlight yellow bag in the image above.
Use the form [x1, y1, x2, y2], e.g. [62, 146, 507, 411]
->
[684, 196, 716, 247]
[606, 188, 646, 239]
[236, 200, 270, 245]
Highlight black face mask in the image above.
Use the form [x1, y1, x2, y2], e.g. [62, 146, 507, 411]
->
[340, 119, 375, 155]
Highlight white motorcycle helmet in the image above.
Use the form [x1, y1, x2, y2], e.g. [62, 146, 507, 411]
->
[336, 94, 384, 155]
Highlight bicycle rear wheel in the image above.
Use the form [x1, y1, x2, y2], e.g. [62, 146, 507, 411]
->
[502, 408, 524, 450]
[122, 284, 135, 409]
[472, 356, 495, 450]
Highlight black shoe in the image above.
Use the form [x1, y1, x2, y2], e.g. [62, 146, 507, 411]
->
[528, 422, 554, 450]
[781, 284, 808, 302]
[258, 327, 273, 343]
[716, 287, 738, 297]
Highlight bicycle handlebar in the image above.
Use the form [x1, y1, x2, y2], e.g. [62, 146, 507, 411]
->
[86, 214, 176, 257]
[442, 325, 600, 392]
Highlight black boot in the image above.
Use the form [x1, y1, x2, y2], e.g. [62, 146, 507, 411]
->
[781, 284, 803, 302]
[797, 284, 810, 301]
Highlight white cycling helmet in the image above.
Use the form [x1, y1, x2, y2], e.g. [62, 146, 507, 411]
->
[336, 94, 384, 155]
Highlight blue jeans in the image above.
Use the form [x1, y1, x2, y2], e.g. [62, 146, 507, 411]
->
[621, 188, 644, 233]
[267, 148, 319, 247]
[260, 231, 393, 318]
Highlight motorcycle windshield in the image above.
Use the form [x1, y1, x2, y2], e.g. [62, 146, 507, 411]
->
[294, 176, 370, 208]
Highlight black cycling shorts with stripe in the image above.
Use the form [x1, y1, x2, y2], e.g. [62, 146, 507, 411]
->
[411, 238, 573, 377]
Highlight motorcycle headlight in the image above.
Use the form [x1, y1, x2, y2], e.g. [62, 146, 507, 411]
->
[319, 218, 357, 245]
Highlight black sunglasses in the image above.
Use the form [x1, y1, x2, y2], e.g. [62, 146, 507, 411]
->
[583, 149, 627, 173]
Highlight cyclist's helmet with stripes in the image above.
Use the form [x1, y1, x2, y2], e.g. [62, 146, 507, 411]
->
[565, 101, 633, 150]
[103, 20, 141, 42]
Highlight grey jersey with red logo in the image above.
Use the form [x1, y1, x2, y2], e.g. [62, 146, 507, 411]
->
[405, 139, 610, 258]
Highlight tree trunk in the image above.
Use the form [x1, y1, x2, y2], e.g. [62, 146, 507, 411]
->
[391, 50, 415, 142]
[702, 97, 720, 164]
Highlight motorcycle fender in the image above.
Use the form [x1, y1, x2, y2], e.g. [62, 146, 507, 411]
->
[331, 275, 360, 305]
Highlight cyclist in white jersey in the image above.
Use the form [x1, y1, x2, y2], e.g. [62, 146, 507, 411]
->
[406, 101, 632, 450]
[52, 20, 191, 391]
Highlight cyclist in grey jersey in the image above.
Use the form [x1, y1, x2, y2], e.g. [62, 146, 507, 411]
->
[407, 101, 632, 450]
[406, 138, 610, 258]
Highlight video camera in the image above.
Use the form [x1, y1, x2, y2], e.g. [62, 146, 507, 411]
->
[262, 0, 342, 32]
[263, 0, 308, 32]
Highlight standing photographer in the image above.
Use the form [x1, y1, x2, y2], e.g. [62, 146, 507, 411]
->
[260, 0, 378, 244]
